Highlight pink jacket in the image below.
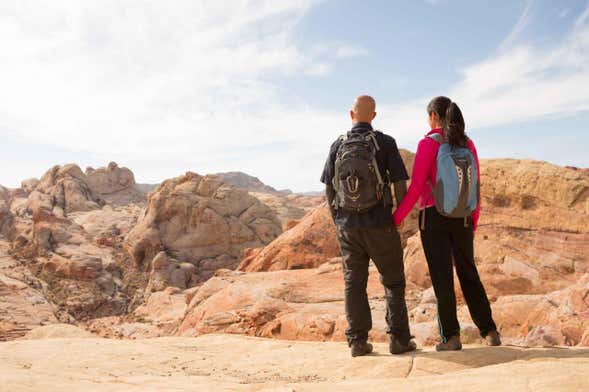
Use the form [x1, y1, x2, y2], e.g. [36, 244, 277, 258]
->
[393, 128, 481, 231]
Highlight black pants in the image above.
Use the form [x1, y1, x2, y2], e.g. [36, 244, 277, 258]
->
[419, 207, 497, 342]
[337, 225, 410, 345]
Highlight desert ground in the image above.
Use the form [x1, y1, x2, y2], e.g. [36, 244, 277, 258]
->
[1, 155, 588, 391]
[2, 328, 589, 391]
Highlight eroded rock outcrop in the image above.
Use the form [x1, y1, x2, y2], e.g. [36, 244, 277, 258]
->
[27, 164, 105, 216]
[145, 251, 197, 294]
[249, 191, 324, 229]
[238, 204, 340, 272]
[5, 164, 145, 321]
[0, 241, 58, 341]
[403, 226, 589, 294]
[215, 171, 281, 194]
[20, 178, 39, 195]
[170, 265, 589, 348]
[179, 261, 391, 342]
[480, 159, 589, 233]
[125, 172, 282, 282]
[0, 186, 14, 238]
[85, 162, 146, 205]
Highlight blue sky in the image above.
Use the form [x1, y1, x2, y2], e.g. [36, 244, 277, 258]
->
[1, 0, 588, 192]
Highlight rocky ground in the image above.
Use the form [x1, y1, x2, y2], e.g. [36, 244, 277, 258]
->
[1, 328, 588, 391]
[0, 163, 302, 340]
[0, 156, 588, 390]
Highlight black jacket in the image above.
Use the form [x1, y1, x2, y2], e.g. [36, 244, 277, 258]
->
[320, 122, 409, 228]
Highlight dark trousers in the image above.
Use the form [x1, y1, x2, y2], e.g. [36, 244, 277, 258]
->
[337, 225, 410, 345]
[419, 207, 497, 343]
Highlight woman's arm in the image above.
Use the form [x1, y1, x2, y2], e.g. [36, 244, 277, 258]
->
[393, 138, 437, 225]
[469, 140, 481, 231]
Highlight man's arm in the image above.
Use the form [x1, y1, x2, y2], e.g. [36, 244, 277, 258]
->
[325, 184, 337, 221]
[382, 135, 409, 226]
[392, 180, 407, 230]
[320, 138, 340, 223]
[393, 180, 407, 207]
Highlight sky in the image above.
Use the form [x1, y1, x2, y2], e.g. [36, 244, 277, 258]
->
[1, 0, 588, 192]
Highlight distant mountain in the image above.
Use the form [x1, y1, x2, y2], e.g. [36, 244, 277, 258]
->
[136, 183, 159, 194]
[215, 171, 282, 194]
[115, 173, 288, 196]
[297, 190, 324, 196]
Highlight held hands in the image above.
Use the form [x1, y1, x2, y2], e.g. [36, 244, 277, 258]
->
[393, 215, 407, 247]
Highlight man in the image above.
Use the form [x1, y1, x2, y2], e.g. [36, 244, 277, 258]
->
[320, 95, 415, 357]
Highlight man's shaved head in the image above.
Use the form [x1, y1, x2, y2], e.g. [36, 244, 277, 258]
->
[351, 95, 376, 124]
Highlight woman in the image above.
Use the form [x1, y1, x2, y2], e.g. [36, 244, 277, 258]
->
[393, 96, 500, 351]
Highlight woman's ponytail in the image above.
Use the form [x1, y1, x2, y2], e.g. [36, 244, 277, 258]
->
[427, 96, 468, 147]
[444, 102, 467, 147]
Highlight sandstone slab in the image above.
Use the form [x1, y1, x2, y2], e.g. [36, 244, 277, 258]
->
[0, 335, 588, 391]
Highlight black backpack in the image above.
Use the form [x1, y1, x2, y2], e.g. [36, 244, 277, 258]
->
[333, 130, 385, 212]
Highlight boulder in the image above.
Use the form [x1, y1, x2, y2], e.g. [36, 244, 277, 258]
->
[581, 328, 589, 346]
[85, 162, 146, 205]
[20, 178, 39, 194]
[0, 186, 14, 237]
[480, 159, 589, 233]
[29, 164, 104, 215]
[145, 251, 197, 294]
[249, 191, 324, 229]
[41, 253, 103, 281]
[124, 172, 282, 281]
[24, 324, 95, 340]
[0, 241, 58, 341]
[238, 203, 340, 272]
[525, 326, 565, 347]
[133, 287, 187, 334]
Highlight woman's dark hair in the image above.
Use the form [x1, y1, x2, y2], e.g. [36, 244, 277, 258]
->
[427, 96, 467, 147]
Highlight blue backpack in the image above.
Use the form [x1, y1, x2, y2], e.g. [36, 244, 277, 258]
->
[428, 133, 479, 221]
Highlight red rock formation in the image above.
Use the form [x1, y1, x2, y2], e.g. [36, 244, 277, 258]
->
[0, 241, 58, 340]
[124, 172, 282, 281]
[238, 203, 339, 272]
[85, 162, 146, 205]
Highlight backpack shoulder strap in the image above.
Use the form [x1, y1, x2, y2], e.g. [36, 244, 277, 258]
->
[332, 132, 348, 207]
[427, 133, 445, 144]
[368, 130, 381, 151]
[335, 133, 347, 154]
[365, 130, 384, 188]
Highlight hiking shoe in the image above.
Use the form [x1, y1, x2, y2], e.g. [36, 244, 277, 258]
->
[389, 336, 417, 355]
[350, 341, 373, 357]
[485, 330, 502, 346]
[435, 336, 462, 351]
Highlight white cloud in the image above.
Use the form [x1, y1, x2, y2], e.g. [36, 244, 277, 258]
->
[379, 5, 589, 151]
[499, 0, 535, 50]
[1, 1, 588, 192]
[334, 45, 369, 58]
[0, 0, 355, 190]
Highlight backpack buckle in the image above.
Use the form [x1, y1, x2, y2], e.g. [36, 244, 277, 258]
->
[345, 175, 360, 194]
